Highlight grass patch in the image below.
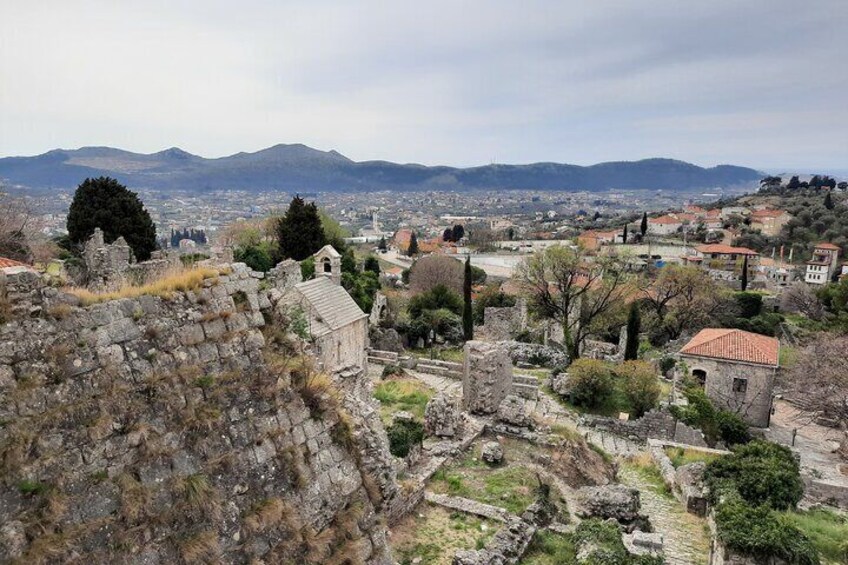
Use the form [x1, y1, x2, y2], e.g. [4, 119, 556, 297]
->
[522, 530, 577, 564]
[430, 460, 538, 514]
[67, 266, 220, 305]
[373, 377, 434, 424]
[782, 507, 848, 564]
[622, 453, 672, 498]
[391, 504, 495, 565]
[665, 446, 722, 469]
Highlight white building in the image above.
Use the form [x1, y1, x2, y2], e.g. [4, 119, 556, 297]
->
[805, 243, 840, 285]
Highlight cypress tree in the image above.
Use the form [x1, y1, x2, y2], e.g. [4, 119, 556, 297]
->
[276, 195, 326, 261]
[408, 232, 419, 256]
[378, 236, 387, 251]
[463, 256, 473, 340]
[623, 224, 628, 244]
[624, 302, 640, 361]
[640, 212, 648, 236]
[741, 254, 749, 291]
[67, 176, 157, 261]
[824, 191, 834, 210]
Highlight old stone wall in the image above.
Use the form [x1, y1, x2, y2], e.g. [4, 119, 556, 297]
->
[462, 341, 512, 415]
[0, 267, 394, 564]
[480, 300, 526, 341]
[579, 409, 678, 442]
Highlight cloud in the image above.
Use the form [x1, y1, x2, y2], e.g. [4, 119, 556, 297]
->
[1, 0, 846, 170]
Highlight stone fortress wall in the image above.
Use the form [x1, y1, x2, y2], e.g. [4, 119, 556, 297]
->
[0, 262, 397, 564]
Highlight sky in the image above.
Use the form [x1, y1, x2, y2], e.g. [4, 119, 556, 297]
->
[1, 0, 846, 171]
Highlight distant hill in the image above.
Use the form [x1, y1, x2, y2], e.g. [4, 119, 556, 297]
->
[0, 144, 762, 193]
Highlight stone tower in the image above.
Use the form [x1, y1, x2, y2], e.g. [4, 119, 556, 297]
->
[312, 245, 342, 285]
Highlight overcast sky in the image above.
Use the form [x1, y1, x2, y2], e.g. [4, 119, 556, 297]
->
[1, 1, 846, 170]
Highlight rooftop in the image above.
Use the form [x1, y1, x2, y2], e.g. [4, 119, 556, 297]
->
[695, 244, 759, 256]
[294, 277, 367, 337]
[680, 328, 779, 367]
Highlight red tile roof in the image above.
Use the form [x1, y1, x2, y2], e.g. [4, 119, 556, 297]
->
[750, 209, 787, 219]
[680, 328, 779, 366]
[0, 257, 29, 269]
[695, 244, 759, 256]
[649, 215, 682, 224]
[814, 242, 840, 251]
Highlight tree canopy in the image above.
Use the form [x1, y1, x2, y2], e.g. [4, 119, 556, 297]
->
[276, 195, 326, 261]
[67, 177, 157, 261]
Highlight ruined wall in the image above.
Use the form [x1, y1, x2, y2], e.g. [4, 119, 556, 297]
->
[479, 300, 526, 341]
[0, 267, 395, 564]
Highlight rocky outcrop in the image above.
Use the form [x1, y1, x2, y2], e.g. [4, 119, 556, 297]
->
[369, 327, 404, 353]
[497, 394, 531, 428]
[575, 485, 650, 532]
[501, 341, 569, 370]
[481, 441, 504, 465]
[0, 265, 395, 564]
[544, 440, 616, 487]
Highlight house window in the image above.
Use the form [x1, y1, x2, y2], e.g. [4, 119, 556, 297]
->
[732, 378, 748, 393]
[692, 369, 707, 387]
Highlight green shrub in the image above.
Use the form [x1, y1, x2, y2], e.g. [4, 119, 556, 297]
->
[715, 497, 818, 564]
[566, 359, 614, 409]
[615, 361, 660, 418]
[408, 284, 463, 318]
[658, 356, 676, 375]
[386, 419, 424, 458]
[671, 387, 750, 447]
[380, 364, 406, 379]
[572, 519, 663, 564]
[705, 440, 803, 510]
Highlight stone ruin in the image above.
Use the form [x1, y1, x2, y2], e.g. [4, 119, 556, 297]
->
[479, 298, 527, 341]
[82, 228, 184, 292]
[424, 392, 462, 437]
[267, 258, 302, 291]
[462, 340, 513, 414]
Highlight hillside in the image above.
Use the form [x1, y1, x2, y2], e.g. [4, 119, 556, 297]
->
[0, 144, 762, 193]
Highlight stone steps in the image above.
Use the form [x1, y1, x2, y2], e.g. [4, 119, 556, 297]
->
[512, 375, 539, 386]
[367, 349, 399, 365]
[511, 382, 539, 400]
[415, 360, 462, 379]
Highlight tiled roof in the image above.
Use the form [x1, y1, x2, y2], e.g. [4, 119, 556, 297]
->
[649, 215, 681, 224]
[294, 277, 367, 336]
[680, 328, 779, 366]
[0, 257, 29, 268]
[695, 244, 759, 256]
[814, 242, 840, 251]
[750, 209, 786, 218]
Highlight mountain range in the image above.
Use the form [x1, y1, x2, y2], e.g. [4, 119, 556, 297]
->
[0, 144, 762, 193]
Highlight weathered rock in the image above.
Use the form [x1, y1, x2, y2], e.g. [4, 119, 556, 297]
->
[676, 462, 709, 516]
[549, 371, 571, 396]
[424, 393, 462, 437]
[463, 341, 512, 414]
[497, 394, 531, 428]
[501, 341, 569, 370]
[544, 440, 616, 487]
[481, 441, 504, 465]
[576, 484, 642, 522]
[370, 327, 404, 353]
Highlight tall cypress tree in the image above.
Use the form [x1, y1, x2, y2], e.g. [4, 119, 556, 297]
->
[824, 191, 834, 210]
[463, 256, 474, 340]
[623, 224, 628, 244]
[741, 254, 749, 291]
[276, 195, 326, 261]
[640, 212, 648, 237]
[624, 301, 640, 361]
[408, 232, 419, 256]
[67, 176, 157, 261]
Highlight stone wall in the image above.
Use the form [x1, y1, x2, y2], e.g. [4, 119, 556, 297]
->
[462, 341, 512, 415]
[0, 267, 395, 564]
[480, 299, 526, 341]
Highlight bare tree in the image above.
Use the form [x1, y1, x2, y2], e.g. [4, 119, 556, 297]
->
[784, 335, 848, 460]
[516, 245, 632, 359]
[408, 254, 464, 295]
[780, 282, 825, 321]
[0, 193, 41, 262]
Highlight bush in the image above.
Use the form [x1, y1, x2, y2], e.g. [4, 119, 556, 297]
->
[472, 284, 516, 324]
[386, 419, 424, 458]
[715, 497, 818, 565]
[566, 359, 614, 409]
[615, 361, 660, 418]
[735, 291, 764, 318]
[381, 364, 406, 379]
[671, 387, 750, 447]
[705, 440, 803, 510]
[659, 356, 676, 375]
[408, 284, 463, 318]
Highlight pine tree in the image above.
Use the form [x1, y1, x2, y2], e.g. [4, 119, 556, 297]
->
[824, 191, 835, 210]
[624, 302, 640, 361]
[623, 224, 628, 244]
[408, 232, 419, 256]
[378, 236, 387, 252]
[741, 254, 749, 291]
[276, 195, 326, 261]
[67, 176, 157, 261]
[463, 256, 474, 341]
[640, 212, 648, 237]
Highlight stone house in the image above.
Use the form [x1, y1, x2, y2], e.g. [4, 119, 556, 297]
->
[749, 209, 791, 237]
[679, 328, 780, 427]
[647, 215, 683, 236]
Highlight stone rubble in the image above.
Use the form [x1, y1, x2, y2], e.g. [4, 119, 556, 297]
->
[424, 392, 462, 437]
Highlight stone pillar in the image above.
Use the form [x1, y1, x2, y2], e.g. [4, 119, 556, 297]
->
[424, 392, 461, 437]
[462, 341, 512, 414]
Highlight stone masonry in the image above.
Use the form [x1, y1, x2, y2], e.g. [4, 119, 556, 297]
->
[0, 264, 395, 564]
[462, 341, 512, 415]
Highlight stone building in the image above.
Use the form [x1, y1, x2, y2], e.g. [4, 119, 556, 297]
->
[313, 244, 342, 285]
[283, 276, 369, 374]
[679, 328, 780, 427]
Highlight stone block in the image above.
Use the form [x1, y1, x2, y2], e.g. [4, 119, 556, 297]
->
[463, 341, 512, 414]
[424, 393, 461, 437]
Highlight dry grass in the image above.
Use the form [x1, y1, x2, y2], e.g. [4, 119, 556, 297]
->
[115, 473, 149, 523]
[243, 498, 302, 535]
[173, 474, 222, 520]
[45, 303, 74, 320]
[66, 266, 219, 306]
[180, 529, 220, 564]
